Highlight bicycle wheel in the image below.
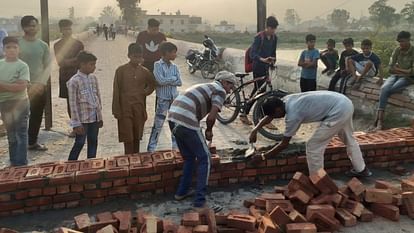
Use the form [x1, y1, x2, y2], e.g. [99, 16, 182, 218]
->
[217, 90, 241, 124]
[252, 95, 284, 140]
[201, 61, 219, 79]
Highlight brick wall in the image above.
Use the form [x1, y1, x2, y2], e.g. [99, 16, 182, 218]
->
[0, 127, 413, 217]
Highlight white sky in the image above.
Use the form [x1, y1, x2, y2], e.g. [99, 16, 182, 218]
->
[0, 0, 408, 26]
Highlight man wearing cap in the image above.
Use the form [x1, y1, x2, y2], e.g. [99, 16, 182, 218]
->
[167, 71, 235, 211]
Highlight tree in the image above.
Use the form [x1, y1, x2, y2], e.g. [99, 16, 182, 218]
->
[369, 0, 400, 30]
[329, 9, 350, 31]
[116, 0, 140, 26]
[99, 6, 118, 24]
[284, 9, 301, 28]
[401, 1, 414, 28]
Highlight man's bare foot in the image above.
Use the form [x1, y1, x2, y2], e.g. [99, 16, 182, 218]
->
[239, 115, 253, 125]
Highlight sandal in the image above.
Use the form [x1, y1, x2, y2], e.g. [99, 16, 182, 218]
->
[28, 143, 48, 151]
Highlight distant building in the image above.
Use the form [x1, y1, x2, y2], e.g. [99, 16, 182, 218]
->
[0, 17, 21, 33]
[214, 21, 236, 33]
[136, 9, 203, 33]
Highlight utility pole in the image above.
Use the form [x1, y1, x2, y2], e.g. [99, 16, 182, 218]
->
[257, 0, 266, 32]
[40, 0, 52, 130]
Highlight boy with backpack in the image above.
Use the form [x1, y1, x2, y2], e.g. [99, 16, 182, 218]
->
[241, 16, 278, 125]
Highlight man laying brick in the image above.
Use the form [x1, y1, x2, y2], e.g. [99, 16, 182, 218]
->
[167, 71, 236, 211]
[248, 90, 371, 177]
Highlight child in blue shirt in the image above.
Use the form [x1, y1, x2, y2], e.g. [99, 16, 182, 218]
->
[298, 34, 320, 92]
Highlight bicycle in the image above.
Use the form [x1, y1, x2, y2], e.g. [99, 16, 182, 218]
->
[217, 65, 289, 140]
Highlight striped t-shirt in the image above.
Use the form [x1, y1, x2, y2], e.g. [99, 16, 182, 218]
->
[168, 81, 226, 130]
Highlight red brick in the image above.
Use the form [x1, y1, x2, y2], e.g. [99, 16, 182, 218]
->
[105, 159, 117, 169]
[163, 219, 179, 233]
[71, 184, 84, 192]
[117, 156, 130, 167]
[129, 164, 154, 176]
[53, 193, 81, 203]
[75, 170, 102, 183]
[26, 167, 41, 178]
[14, 190, 28, 200]
[291, 172, 318, 195]
[105, 167, 129, 178]
[375, 180, 401, 194]
[344, 199, 364, 217]
[53, 164, 67, 175]
[0, 228, 20, 233]
[177, 226, 193, 233]
[265, 200, 293, 213]
[113, 210, 131, 233]
[49, 172, 75, 185]
[139, 153, 153, 164]
[401, 179, 414, 192]
[113, 178, 126, 187]
[193, 225, 209, 233]
[288, 210, 307, 223]
[285, 223, 317, 233]
[89, 219, 119, 233]
[393, 194, 402, 206]
[365, 188, 393, 204]
[335, 208, 356, 227]
[74, 213, 91, 231]
[57, 185, 71, 194]
[66, 200, 79, 208]
[0, 201, 24, 211]
[227, 214, 256, 231]
[305, 205, 335, 220]
[79, 160, 93, 171]
[182, 212, 201, 226]
[96, 211, 114, 222]
[401, 191, 414, 219]
[83, 189, 108, 198]
[91, 159, 105, 169]
[18, 176, 47, 189]
[28, 188, 42, 197]
[66, 162, 80, 172]
[39, 166, 54, 176]
[129, 155, 142, 165]
[24, 196, 52, 207]
[108, 186, 129, 195]
[308, 212, 340, 232]
[54, 203, 67, 209]
[101, 181, 113, 188]
[268, 206, 291, 226]
[370, 203, 400, 221]
[0, 194, 11, 202]
[288, 189, 312, 204]
[0, 179, 18, 193]
[309, 169, 338, 194]
[347, 177, 365, 196]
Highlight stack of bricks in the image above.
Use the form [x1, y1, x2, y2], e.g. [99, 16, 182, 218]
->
[1, 128, 414, 217]
[10, 169, 413, 232]
[348, 77, 414, 110]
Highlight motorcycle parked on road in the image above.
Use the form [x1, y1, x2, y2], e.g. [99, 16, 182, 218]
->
[185, 35, 221, 79]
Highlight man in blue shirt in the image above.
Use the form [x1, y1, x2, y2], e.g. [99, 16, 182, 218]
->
[347, 39, 381, 90]
[0, 28, 8, 59]
[298, 34, 320, 92]
[240, 16, 278, 125]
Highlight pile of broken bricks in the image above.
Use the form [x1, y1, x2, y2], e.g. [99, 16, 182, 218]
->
[3, 168, 413, 233]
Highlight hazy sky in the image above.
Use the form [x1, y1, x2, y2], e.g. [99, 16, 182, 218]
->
[0, 0, 408, 26]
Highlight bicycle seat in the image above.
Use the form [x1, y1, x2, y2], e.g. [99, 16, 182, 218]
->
[234, 72, 250, 78]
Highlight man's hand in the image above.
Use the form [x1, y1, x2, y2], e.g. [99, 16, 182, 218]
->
[73, 126, 85, 135]
[249, 130, 258, 143]
[28, 83, 46, 96]
[98, 120, 103, 128]
[205, 129, 213, 141]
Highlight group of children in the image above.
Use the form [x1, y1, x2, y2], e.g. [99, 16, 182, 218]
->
[297, 35, 381, 93]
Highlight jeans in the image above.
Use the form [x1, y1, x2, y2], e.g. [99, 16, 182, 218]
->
[0, 99, 30, 166]
[147, 98, 177, 152]
[300, 78, 316, 92]
[28, 88, 46, 145]
[378, 75, 412, 110]
[169, 121, 211, 207]
[68, 122, 99, 160]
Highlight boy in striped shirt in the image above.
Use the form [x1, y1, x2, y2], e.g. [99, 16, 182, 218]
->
[147, 42, 182, 152]
[168, 71, 236, 211]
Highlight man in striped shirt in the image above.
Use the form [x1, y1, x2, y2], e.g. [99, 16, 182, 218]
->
[168, 71, 236, 210]
[147, 42, 182, 152]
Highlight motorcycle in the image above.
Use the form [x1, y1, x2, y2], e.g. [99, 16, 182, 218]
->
[185, 35, 220, 79]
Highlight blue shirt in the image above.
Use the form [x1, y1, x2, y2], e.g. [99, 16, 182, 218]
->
[153, 58, 182, 100]
[299, 49, 320, 79]
[0, 28, 8, 58]
[350, 52, 381, 75]
[250, 31, 277, 76]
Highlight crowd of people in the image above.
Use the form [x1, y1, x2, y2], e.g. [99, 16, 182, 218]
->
[0, 14, 413, 211]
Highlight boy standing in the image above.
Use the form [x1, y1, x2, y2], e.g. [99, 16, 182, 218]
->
[147, 42, 181, 152]
[136, 18, 167, 72]
[374, 31, 414, 130]
[298, 34, 320, 92]
[328, 38, 359, 92]
[112, 43, 156, 154]
[19, 15, 51, 151]
[320, 39, 339, 76]
[54, 19, 84, 136]
[67, 51, 102, 160]
[347, 39, 381, 90]
[0, 37, 30, 166]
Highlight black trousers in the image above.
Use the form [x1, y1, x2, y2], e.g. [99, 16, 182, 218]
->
[328, 71, 352, 94]
[28, 89, 47, 145]
[300, 78, 316, 92]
